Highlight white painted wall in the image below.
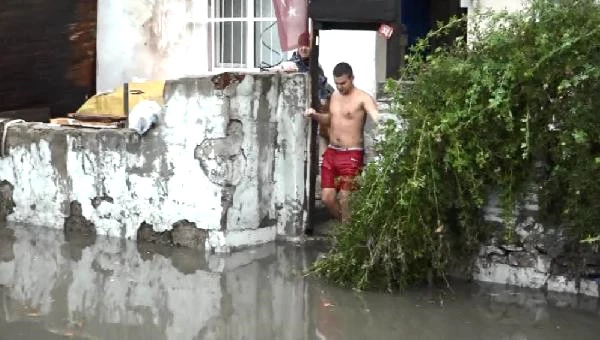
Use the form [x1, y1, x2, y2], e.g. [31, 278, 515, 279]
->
[97, 0, 211, 92]
[463, 0, 527, 12]
[319, 30, 388, 98]
[97, 0, 388, 98]
[461, 0, 529, 44]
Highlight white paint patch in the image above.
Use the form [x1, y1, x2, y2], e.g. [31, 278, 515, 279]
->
[225, 226, 277, 250]
[474, 259, 549, 289]
[467, 0, 528, 12]
[474, 258, 600, 298]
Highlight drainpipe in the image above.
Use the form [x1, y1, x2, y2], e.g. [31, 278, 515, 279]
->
[306, 21, 320, 235]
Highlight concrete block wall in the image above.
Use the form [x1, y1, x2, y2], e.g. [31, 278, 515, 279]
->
[0, 72, 310, 252]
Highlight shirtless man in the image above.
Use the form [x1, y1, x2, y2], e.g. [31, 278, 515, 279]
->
[304, 62, 379, 222]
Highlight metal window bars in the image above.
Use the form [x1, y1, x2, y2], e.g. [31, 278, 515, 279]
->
[209, 0, 284, 72]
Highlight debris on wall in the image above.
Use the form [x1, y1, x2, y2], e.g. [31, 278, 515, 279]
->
[64, 200, 96, 237]
[137, 220, 208, 252]
[0, 180, 15, 222]
[195, 119, 245, 186]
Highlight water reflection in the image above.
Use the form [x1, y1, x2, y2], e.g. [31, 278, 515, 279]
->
[0, 224, 599, 340]
[0, 227, 15, 262]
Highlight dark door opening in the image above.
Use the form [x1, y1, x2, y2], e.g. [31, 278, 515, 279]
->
[305, 0, 467, 235]
[0, 1, 97, 121]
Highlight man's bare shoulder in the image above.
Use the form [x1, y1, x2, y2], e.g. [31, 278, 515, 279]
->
[355, 88, 375, 101]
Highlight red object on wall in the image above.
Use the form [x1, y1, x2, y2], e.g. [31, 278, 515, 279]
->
[378, 23, 395, 39]
[272, 0, 309, 51]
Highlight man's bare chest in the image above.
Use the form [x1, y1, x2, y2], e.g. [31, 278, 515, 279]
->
[330, 102, 364, 120]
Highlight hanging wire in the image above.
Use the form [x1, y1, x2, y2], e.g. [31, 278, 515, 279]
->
[259, 21, 284, 70]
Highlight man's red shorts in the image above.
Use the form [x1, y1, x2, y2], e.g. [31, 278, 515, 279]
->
[321, 145, 364, 191]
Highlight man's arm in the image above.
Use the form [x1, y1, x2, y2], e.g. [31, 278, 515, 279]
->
[363, 93, 379, 123]
[304, 108, 331, 125]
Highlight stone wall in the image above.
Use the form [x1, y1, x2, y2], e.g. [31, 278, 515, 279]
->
[0, 72, 309, 252]
[473, 189, 600, 298]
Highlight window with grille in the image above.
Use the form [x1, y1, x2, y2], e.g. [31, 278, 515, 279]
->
[209, 0, 286, 71]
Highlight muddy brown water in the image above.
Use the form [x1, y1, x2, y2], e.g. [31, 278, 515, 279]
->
[0, 224, 599, 340]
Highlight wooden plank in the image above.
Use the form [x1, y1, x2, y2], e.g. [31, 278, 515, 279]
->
[50, 117, 123, 129]
[68, 112, 126, 123]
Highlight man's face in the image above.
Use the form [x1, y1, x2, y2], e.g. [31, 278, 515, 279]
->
[334, 74, 353, 95]
[298, 44, 311, 59]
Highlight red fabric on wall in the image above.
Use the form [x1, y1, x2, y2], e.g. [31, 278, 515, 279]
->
[272, 0, 309, 51]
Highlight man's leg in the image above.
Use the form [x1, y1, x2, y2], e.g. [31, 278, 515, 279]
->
[321, 188, 341, 221]
[320, 147, 341, 220]
[338, 190, 351, 223]
[336, 150, 364, 223]
[337, 176, 359, 223]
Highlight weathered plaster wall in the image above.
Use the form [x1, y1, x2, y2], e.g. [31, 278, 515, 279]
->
[0, 73, 309, 252]
[97, 0, 211, 92]
[0, 224, 310, 339]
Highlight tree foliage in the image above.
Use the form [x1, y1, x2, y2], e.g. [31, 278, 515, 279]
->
[311, 0, 600, 290]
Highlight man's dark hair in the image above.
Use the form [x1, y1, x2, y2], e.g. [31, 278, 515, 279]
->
[333, 62, 353, 78]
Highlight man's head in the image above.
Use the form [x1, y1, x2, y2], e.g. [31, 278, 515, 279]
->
[297, 32, 311, 60]
[333, 62, 354, 95]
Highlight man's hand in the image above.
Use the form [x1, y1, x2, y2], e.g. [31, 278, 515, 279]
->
[303, 108, 331, 126]
[267, 61, 299, 73]
[304, 108, 316, 119]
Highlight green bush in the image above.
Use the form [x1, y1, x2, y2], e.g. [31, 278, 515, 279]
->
[311, 0, 600, 291]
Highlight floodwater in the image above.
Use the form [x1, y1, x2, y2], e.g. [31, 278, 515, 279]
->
[0, 225, 599, 340]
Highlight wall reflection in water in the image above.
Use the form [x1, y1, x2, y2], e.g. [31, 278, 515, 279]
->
[0, 225, 313, 340]
[1, 224, 600, 340]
